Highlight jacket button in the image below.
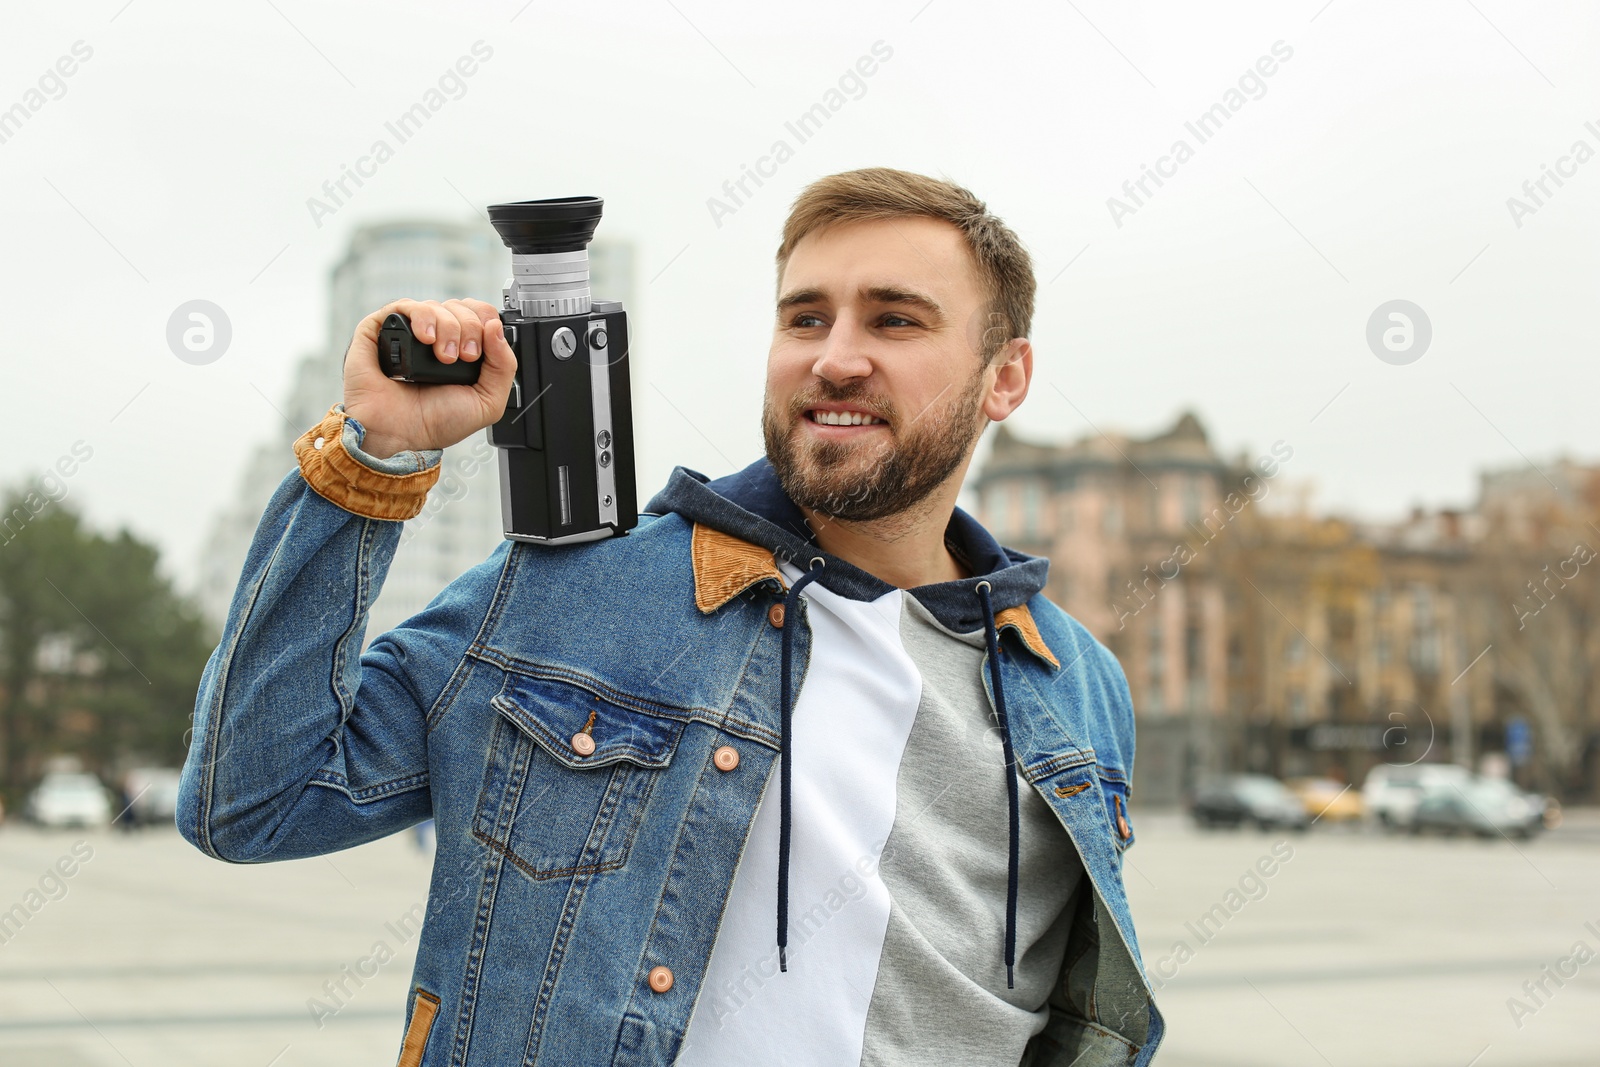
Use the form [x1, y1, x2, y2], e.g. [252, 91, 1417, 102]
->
[713, 745, 740, 772]
[767, 603, 785, 628]
[570, 732, 596, 757]
[647, 965, 674, 993]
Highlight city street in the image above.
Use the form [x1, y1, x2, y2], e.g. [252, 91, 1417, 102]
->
[1128, 811, 1600, 1067]
[0, 814, 1596, 1066]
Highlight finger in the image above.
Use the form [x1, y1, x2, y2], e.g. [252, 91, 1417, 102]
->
[421, 300, 462, 363]
[381, 298, 438, 346]
[458, 297, 502, 326]
[458, 299, 503, 361]
[442, 299, 487, 362]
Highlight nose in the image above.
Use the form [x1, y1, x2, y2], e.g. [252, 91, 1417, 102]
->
[809, 315, 873, 385]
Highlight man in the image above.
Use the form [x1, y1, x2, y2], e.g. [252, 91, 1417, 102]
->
[178, 167, 1163, 1065]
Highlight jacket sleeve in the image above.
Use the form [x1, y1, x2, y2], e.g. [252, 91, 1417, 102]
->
[177, 408, 503, 863]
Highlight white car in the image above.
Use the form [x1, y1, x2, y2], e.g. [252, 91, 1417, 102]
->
[26, 772, 112, 828]
[1362, 763, 1469, 830]
[121, 767, 182, 828]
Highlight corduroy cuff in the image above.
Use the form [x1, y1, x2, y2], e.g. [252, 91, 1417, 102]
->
[293, 404, 442, 521]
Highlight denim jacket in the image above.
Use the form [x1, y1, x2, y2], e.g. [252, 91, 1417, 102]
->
[178, 417, 1164, 1066]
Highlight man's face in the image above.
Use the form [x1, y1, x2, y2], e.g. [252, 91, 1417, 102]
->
[762, 216, 999, 523]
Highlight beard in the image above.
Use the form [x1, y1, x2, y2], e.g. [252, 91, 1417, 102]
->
[762, 367, 987, 524]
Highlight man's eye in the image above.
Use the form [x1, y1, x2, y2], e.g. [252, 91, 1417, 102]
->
[789, 312, 825, 327]
[880, 314, 917, 327]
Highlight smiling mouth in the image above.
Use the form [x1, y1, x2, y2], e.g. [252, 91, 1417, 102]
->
[805, 409, 887, 427]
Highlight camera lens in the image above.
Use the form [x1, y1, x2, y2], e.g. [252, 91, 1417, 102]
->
[492, 196, 604, 318]
[487, 196, 603, 255]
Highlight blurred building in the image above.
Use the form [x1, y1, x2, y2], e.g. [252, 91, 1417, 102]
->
[976, 416, 1600, 804]
[976, 413, 1256, 804]
[198, 219, 636, 642]
[1475, 458, 1600, 544]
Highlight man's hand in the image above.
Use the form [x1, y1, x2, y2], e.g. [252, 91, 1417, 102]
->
[342, 298, 517, 459]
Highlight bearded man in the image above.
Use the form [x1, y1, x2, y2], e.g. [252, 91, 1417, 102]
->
[179, 167, 1163, 1066]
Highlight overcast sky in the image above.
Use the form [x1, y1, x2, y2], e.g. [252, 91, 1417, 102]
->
[4, 0, 1598, 595]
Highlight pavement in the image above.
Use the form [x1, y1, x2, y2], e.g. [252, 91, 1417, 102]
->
[1126, 810, 1600, 1067]
[0, 813, 1596, 1066]
[0, 825, 430, 1067]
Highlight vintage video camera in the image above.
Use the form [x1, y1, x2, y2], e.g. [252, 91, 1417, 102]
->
[378, 196, 636, 545]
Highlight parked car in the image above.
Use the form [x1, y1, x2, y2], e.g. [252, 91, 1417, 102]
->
[117, 768, 182, 829]
[1286, 777, 1363, 823]
[1362, 762, 1470, 830]
[1411, 777, 1545, 839]
[25, 772, 111, 828]
[1538, 795, 1564, 830]
[1190, 775, 1310, 831]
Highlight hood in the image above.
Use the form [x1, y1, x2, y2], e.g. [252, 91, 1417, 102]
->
[644, 457, 1050, 631]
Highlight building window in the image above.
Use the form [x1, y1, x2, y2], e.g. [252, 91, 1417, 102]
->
[1184, 619, 1204, 710]
[982, 486, 1005, 535]
[1104, 497, 1122, 536]
[1411, 584, 1433, 624]
[1286, 633, 1305, 664]
[1148, 622, 1164, 700]
[1288, 691, 1307, 723]
[1410, 632, 1440, 674]
[1021, 481, 1042, 538]
[1182, 476, 1203, 525]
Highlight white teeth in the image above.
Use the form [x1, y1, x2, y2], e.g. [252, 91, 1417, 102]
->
[813, 410, 881, 426]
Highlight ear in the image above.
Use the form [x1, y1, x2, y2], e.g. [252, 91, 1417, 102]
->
[982, 338, 1032, 422]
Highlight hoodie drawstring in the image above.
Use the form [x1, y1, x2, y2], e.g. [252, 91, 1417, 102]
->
[771, 565, 1020, 993]
[975, 580, 1021, 990]
[776, 558, 824, 972]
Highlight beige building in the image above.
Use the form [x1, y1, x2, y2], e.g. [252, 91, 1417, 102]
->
[975, 413, 1255, 801]
[974, 415, 1600, 803]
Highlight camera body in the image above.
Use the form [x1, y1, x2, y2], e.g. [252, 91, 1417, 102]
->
[377, 197, 637, 545]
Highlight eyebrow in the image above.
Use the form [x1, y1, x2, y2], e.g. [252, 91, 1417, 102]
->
[776, 285, 946, 320]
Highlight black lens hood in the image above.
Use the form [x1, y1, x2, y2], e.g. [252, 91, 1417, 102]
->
[487, 196, 604, 255]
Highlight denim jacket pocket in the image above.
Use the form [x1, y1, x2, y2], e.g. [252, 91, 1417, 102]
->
[473, 672, 684, 883]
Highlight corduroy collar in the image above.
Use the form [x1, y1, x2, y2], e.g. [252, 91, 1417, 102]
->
[645, 457, 1059, 668]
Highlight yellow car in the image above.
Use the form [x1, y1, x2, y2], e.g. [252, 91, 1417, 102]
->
[1287, 777, 1364, 823]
